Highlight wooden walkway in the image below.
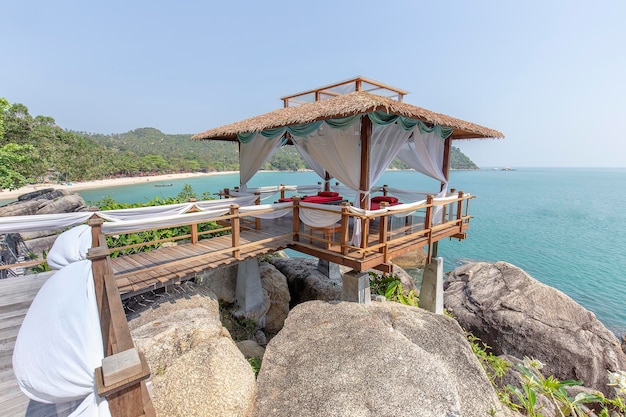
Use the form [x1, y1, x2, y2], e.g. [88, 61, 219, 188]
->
[111, 215, 294, 299]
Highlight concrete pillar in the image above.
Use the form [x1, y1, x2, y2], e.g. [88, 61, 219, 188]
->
[341, 271, 371, 304]
[317, 259, 341, 280]
[420, 257, 444, 314]
[235, 259, 266, 322]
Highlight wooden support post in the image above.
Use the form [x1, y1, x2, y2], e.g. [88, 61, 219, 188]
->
[224, 188, 230, 199]
[457, 191, 465, 233]
[359, 116, 372, 210]
[187, 199, 199, 244]
[324, 172, 331, 191]
[87, 245, 154, 417]
[280, 184, 285, 199]
[441, 136, 452, 192]
[292, 197, 300, 242]
[361, 217, 370, 252]
[89, 217, 104, 249]
[340, 202, 350, 255]
[378, 202, 389, 257]
[230, 204, 240, 259]
[254, 192, 261, 230]
[425, 194, 434, 263]
[382, 184, 388, 197]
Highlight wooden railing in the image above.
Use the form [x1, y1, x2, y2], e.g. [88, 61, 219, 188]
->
[292, 191, 473, 268]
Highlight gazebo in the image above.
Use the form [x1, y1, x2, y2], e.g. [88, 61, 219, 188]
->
[193, 77, 503, 309]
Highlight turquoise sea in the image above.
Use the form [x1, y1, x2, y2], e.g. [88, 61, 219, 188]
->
[3, 168, 626, 336]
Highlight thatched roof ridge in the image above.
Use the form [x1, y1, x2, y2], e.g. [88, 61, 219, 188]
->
[192, 91, 504, 141]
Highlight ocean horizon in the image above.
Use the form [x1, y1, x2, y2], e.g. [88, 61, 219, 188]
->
[2, 167, 625, 336]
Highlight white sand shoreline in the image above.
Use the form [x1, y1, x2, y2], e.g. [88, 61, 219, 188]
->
[0, 171, 239, 200]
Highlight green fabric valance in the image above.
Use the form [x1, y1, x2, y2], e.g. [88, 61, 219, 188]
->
[237, 112, 454, 143]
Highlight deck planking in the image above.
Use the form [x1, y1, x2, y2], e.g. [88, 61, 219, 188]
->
[0, 271, 83, 417]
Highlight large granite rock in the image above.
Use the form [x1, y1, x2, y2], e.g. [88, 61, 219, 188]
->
[259, 262, 290, 335]
[0, 189, 85, 217]
[127, 283, 256, 417]
[268, 258, 342, 306]
[254, 300, 512, 417]
[444, 261, 626, 396]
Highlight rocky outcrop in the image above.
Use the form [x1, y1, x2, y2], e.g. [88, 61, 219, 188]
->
[254, 300, 513, 417]
[127, 283, 256, 417]
[259, 262, 290, 336]
[268, 258, 342, 307]
[444, 261, 626, 396]
[0, 189, 86, 217]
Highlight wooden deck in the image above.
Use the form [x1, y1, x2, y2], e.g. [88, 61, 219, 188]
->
[110, 215, 295, 299]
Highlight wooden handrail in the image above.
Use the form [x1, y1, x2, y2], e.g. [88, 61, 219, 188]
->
[87, 216, 155, 417]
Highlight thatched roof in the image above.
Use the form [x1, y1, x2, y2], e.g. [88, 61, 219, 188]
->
[192, 91, 504, 141]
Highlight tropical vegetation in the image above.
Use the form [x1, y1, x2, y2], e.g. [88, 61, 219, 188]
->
[1, 98, 478, 191]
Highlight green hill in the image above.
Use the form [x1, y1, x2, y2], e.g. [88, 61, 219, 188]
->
[1, 99, 479, 190]
[84, 128, 479, 172]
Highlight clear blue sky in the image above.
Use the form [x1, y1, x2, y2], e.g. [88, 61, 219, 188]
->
[2, 1, 625, 167]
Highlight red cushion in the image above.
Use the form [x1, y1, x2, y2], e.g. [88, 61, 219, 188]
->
[318, 191, 339, 197]
[371, 195, 398, 204]
[303, 195, 342, 203]
[278, 197, 293, 202]
[370, 201, 402, 210]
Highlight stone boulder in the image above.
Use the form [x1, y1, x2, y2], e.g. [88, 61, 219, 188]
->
[127, 283, 256, 417]
[444, 261, 626, 396]
[196, 263, 238, 304]
[259, 262, 290, 335]
[268, 258, 342, 307]
[253, 300, 512, 417]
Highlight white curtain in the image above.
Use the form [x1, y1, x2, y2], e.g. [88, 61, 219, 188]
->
[239, 134, 285, 190]
[292, 140, 328, 179]
[397, 128, 447, 190]
[299, 202, 342, 227]
[291, 122, 361, 192]
[369, 123, 413, 187]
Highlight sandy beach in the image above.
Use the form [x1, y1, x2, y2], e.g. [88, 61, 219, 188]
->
[0, 171, 239, 200]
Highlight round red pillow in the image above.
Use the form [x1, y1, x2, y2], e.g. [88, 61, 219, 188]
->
[371, 195, 398, 204]
[318, 191, 339, 197]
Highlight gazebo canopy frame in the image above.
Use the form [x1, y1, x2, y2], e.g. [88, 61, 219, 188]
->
[193, 77, 504, 210]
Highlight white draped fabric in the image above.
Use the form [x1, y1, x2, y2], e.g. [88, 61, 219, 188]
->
[101, 207, 231, 234]
[299, 202, 342, 227]
[369, 123, 414, 188]
[397, 129, 448, 191]
[239, 202, 292, 219]
[0, 212, 93, 234]
[0, 197, 259, 234]
[12, 225, 111, 416]
[239, 134, 285, 189]
[292, 140, 328, 179]
[292, 122, 362, 193]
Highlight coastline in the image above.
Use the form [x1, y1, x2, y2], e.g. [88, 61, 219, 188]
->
[0, 171, 239, 200]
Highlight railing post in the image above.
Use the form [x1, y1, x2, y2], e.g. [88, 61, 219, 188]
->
[292, 197, 300, 242]
[280, 184, 285, 199]
[254, 192, 261, 230]
[361, 216, 369, 253]
[89, 217, 104, 249]
[230, 204, 241, 259]
[188, 198, 199, 244]
[382, 184, 388, 197]
[425, 194, 434, 263]
[457, 191, 465, 233]
[378, 202, 389, 257]
[340, 202, 350, 255]
[224, 188, 230, 199]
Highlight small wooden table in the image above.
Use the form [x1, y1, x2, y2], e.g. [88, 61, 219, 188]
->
[308, 224, 342, 249]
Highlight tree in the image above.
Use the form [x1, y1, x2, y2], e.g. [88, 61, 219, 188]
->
[0, 97, 8, 140]
[0, 143, 35, 190]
